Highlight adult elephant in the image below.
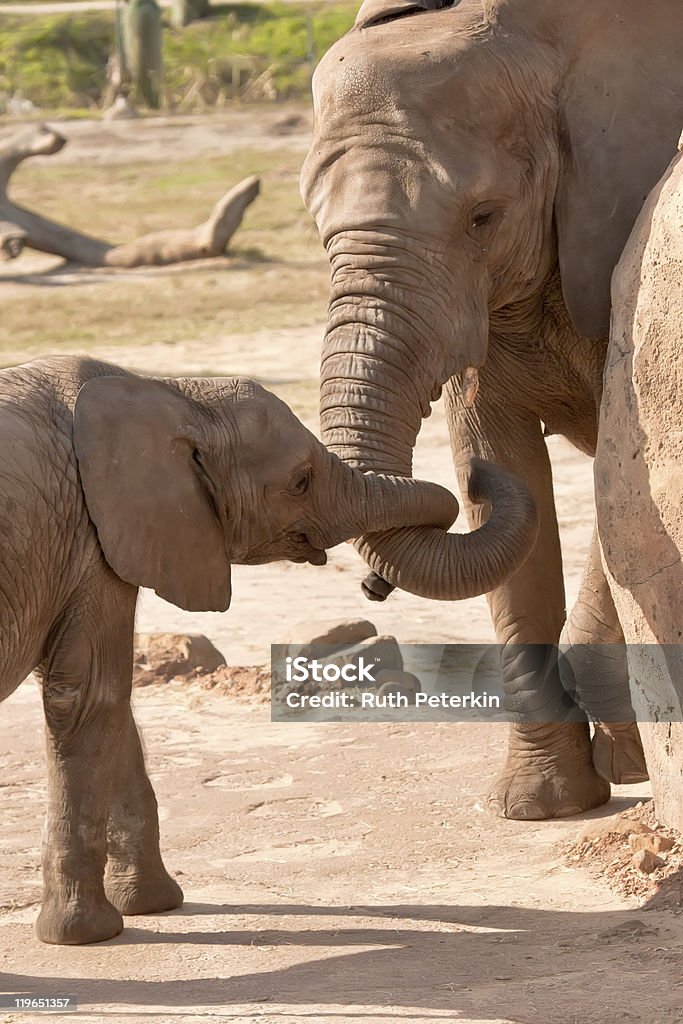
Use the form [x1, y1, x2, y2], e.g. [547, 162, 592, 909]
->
[300, 0, 683, 818]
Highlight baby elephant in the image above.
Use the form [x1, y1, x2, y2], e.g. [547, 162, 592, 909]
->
[0, 355, 461, 945]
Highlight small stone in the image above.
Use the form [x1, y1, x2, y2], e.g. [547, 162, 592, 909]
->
[318, 635, 403, 689]
[287, 619, 377, 660]
[631, 849, 664, 874]
[376, 671, 419, 704]
[578, 816, 652, 844]
[134, 633, 226, 685]
[350, 635, 403, 677]
[277, 634, 403, 695]
[599, 919, 651, 939]
[629, 833, 675, 855]
[376, 669, 422, 697]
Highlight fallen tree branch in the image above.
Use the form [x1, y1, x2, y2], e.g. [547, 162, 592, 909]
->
[0, 220, 27, 261]
[0, 124, 260, 268]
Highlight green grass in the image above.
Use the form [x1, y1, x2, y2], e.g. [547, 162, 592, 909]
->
[0, 2, 356, 110]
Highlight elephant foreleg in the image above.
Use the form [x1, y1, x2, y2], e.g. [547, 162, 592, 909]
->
[104, 707, 184, 915]
[446, 377, 610, 819]
[561, 525, 648, 784]
[35, 580, 137, 944]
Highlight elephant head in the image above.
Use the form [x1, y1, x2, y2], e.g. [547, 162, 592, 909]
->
[72, 372, 467, 612]
[300, 0, 682, 600]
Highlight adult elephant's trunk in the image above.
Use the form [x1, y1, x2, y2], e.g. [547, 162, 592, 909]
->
[353, 459, 539, 601]
[320, 233, 539, 600]
[322, 453, 460, 539]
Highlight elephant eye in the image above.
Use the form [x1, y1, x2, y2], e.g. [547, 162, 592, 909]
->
[289, 467, 311, 496]
[470, 209, 495, 230]
[192, 447, 204, 467]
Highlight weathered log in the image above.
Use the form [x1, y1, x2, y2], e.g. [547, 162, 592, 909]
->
[105, 175, 261, 267]
[0, 124, 260, 268]
[0, 221, 27, 261]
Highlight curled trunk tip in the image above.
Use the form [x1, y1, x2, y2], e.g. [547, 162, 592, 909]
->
[356, 457, 539, 602]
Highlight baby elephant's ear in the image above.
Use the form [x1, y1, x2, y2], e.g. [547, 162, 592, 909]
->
[74, 375, 231, 613]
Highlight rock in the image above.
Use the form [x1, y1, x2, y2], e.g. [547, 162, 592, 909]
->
[599, 918, 652, 939]
[578, 816, 652, 845]
[313, 635, 403, 690]
[376, 669, 422, 699]
[278, 634, 403, 696]
[287, 618, 377, 659]
[200, 664, 271, 700]
[134, 633, 226, 685]
[0, 221, 26, 261]
[631, 849, 664, 875]
[628, 833, 675, 855]
[342, 635, 403, 681]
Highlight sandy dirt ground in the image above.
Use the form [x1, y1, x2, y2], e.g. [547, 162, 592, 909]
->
[25, 111, 314, 165]
[1, 682, 669, 1024]
[1, 113, 680, 1024]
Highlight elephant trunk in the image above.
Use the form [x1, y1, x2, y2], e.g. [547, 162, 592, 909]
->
[354, 459, 539, 601]
[321, 232, 460, 474]
[319, 449, 460, 540]
[320, 235, 538, 600]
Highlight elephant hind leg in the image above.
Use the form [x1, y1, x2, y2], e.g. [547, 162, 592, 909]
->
[446, 376, 610, 819]
[591, 722, 648, 785]
[561, 525, 648, 785]
[104, 707, 183, 915]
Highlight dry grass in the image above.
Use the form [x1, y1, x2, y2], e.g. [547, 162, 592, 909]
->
[0, 141, 330, 383]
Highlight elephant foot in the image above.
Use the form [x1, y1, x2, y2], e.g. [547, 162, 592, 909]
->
[105, 865, 184, 915]
[36, 893, 123, 945]
[591, 722, 649, 784]
[488, 722, 611, 820]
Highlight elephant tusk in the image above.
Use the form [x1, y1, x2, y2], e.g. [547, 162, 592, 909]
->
[463, 366, 479, 408]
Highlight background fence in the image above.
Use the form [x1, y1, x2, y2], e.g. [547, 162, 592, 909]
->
[0, 1, 356, 112]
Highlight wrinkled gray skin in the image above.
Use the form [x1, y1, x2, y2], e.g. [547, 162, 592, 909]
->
[0, 355, 537, 945]
[301, 0, 682, 818]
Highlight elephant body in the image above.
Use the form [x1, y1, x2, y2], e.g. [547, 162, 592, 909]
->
[596, 146, 683, 832]
[0, 355, 536, 944]
[301, 0, 683, 818]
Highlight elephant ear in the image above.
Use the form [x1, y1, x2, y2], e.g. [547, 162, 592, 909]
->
[74, 375, 231, 613]
[554, 9, 683, 339]
[355, 0, 456, 29]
